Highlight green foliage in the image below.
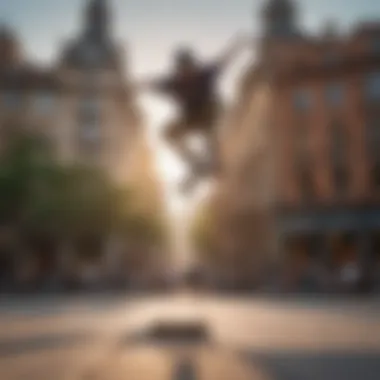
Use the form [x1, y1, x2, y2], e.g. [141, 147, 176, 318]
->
[124, 212, 165, 245]
[0, 131, 166, 257]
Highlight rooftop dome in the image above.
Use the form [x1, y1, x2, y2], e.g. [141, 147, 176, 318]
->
[60, 0, 122, 71]
[261, 0, 300, 39]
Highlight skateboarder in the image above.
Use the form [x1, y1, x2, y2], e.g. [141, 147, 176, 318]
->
[138, 34, 251, 193]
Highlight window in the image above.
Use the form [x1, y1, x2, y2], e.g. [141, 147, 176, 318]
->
[78, 97, 101, 154]
[331, 122, 346, 165]
[293, 89, 311, 112]
[330, 122, 349, 195]
[324, 51, 341, 66]
[34, 92, 55, 115]
[2, 91, 21, 109]
[326, 83, 344, 107]
[366, 72, 380, 100]
[81, 97, 99, 113]
[367, 120, 380, 162]
[366, 120, 380, 189]
[372, 37, 380, 54]
[371, 165, 380, 190]
[298, 162, 314, 201]
[80, 122, 101, 143]
[333, 166, 349, 196]
[295, 124, 309, 160]
[295, 124, 314, 200]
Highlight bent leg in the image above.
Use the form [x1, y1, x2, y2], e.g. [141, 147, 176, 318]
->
[162, 119, 200, 170]
[197, 103, 223, 176]
[199, 124, 223, 178]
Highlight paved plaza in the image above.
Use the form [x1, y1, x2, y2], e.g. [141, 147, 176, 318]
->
[0, 294, 379, 379]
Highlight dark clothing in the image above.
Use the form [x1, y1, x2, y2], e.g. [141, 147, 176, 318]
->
[156, 62, 223, 193]
[156, 63, 221, 128]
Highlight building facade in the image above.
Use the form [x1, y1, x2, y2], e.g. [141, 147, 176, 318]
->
[0, 0, 167, 289]
[213, 0, 380, 292]
[0, 0, 141, 184]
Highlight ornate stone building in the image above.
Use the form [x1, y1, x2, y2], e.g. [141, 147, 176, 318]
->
[0, 0, 167, 288]
[213, 0, 380, 291]
[0, 0, 142, 184]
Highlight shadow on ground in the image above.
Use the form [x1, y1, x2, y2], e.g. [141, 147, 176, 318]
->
[121, 319, 212, 346]
[240, 349, 380, 380]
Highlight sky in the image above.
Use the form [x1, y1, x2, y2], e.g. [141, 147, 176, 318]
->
[1, 0, 379, 188]
[1, 0, 379, 263]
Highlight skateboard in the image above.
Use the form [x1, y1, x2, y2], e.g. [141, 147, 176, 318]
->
[179, 156, 221, 195]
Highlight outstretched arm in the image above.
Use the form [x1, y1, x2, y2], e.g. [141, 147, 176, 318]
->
[215, 33, 253, 71]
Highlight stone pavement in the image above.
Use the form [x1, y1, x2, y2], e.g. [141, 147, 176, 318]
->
[81, 346, 270, 380]
[1, 294, 380, 380]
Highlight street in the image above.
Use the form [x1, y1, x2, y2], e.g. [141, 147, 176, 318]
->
[0, 293, 380, 380]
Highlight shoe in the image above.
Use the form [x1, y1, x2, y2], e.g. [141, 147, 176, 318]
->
[192, 158, 210, 177]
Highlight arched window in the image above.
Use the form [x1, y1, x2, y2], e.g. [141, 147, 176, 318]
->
[326, 83, 344, 107]
[330, 121, 349, 195]
[295, 124, 314, 200]
[366, 119, 380, 189]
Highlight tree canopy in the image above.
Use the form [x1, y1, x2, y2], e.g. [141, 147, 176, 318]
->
[0, 131, 166, 258]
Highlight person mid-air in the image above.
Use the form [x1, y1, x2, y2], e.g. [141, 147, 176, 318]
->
[138, 34, 251, 193]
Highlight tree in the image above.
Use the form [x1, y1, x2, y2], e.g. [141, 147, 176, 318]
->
[0, 131, 168, 287]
